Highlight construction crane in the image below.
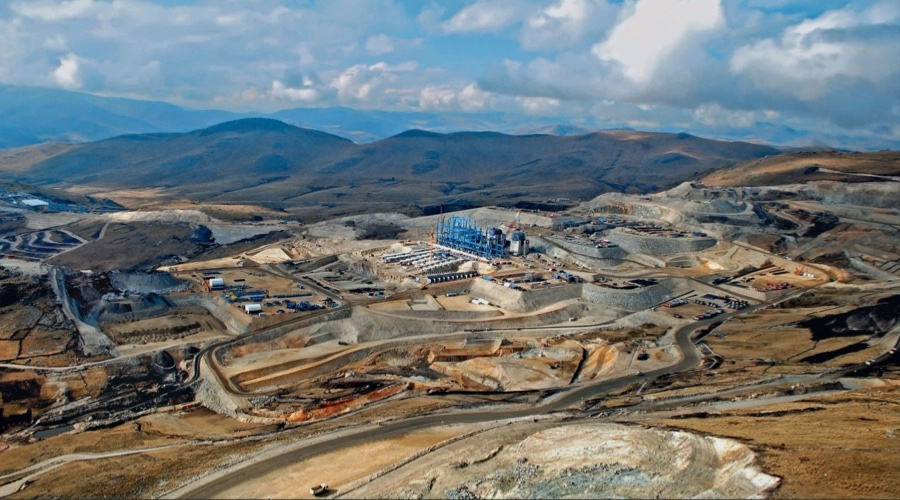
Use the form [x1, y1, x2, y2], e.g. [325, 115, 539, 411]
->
[793, 259, 808, 276]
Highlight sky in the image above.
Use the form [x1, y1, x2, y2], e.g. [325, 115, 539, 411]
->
[1, 0, 899, 145]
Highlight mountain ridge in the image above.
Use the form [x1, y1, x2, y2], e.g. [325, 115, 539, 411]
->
[4, 84, 898, 151]
[2, 118, 782, 218]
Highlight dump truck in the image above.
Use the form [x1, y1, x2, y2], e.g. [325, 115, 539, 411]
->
[310, 483, 329, 496]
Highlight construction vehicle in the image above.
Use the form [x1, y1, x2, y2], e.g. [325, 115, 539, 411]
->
[310, 483, 329, 496]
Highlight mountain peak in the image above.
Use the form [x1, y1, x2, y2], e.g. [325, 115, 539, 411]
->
[391, 129, 443, 139]
[196, 118, 298, 135]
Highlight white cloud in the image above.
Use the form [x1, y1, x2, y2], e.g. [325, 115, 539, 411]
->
[11, 0, 97, 22]
[418, 83, 493, 111]
[418, 86, 457, 109]
[730, 1, 900, 101]
[52, 53, 81, 89]
[271, 80, 320, 102]
[330, 62, 418, 105]
[373, 61, 418, 72]
[365, 34, 395, 55]
[592, 0, 725, 83]
[458, 83, 492, 111]
[442, 0, 525, 34]
[522, 0, 616, 50]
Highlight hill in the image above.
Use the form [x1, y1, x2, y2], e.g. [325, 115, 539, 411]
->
[700, 150, 900, 187]
[3, 119, 780, 218]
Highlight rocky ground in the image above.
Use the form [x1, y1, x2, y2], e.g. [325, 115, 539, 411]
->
[349, 421, 780, 499]
[0, 268, 78, 366]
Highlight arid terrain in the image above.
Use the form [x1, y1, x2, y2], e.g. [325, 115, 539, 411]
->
[0, 137, 897, 499]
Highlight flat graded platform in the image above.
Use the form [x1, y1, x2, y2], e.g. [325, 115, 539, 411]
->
[198, 423, 489, 499]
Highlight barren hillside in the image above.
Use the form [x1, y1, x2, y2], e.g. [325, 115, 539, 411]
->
[701, 150, 900, 187]
[0, 119, 779, 214]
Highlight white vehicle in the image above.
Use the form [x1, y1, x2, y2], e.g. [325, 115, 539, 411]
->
[310, 483, 329, 496]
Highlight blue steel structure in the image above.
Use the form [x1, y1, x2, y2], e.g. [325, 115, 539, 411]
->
[435, 215, 506, 260]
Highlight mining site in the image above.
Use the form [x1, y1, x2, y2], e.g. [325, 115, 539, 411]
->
[0, 145, 897, 500]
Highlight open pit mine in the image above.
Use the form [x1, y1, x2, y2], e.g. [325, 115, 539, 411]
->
[1, 180, 899, 499]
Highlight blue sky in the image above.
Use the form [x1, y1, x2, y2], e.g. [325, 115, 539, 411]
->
[0, 0, 898, 146]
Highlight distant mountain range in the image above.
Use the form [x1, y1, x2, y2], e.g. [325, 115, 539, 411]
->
[2, 118, 779, 217]
[0, 84, 556, 148]
[3, 84, 898, 151]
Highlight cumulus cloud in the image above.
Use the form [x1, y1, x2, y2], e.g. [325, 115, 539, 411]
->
[730, 1, 900, 102]
[51, 53, 81, 89]
[521, 0, 617, 50]
[330, 61, 418, 105]
[418, 83, 493, 111]
[592, 0, 725, 83]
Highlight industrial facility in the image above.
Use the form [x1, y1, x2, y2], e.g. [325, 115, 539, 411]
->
[434, 215, 514, 261]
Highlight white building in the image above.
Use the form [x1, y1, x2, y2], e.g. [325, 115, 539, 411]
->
[208, 278, 225, 290]
[244, 304, 262, 314]
[20, 199, 49, 211]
